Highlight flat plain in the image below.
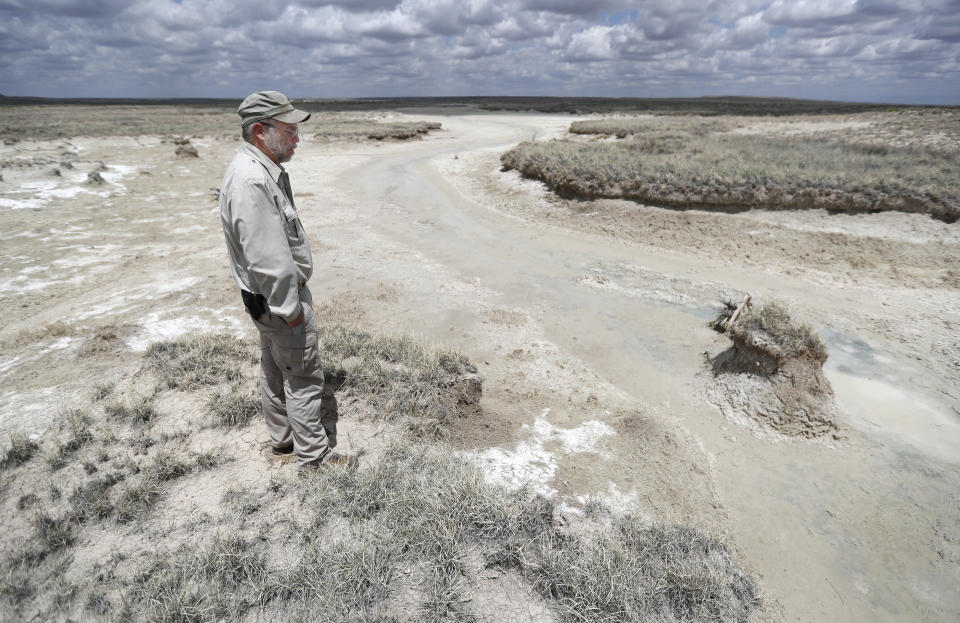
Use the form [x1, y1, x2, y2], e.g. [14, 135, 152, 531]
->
[1, 98, 958, 622]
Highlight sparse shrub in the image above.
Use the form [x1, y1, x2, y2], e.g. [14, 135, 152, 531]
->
[1, 431, 38, 470]
[208, 384, 260, 427]
[145, 333, 251, 389]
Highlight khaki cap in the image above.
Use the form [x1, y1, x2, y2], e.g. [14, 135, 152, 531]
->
[238, 91, 311, 128]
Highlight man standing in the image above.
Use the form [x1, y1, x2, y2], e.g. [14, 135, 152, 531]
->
[219, 90, 347, 469]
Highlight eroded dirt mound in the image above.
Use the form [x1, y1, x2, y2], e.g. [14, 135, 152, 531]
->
[706, 300, 838, 437]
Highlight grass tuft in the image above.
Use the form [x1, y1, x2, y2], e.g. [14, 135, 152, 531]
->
[33, 510, 75, 556]
[69, 473, 123, 522]
[208, 383, 260, 427]
[104, 395, 157, 425]
[1, 431, 39, 470]
[316, 325, 481, 436]
[529, 517, 760, 622]
[145, 333, 251, 389]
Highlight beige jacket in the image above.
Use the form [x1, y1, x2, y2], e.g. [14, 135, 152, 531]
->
[219, 143, 312, 321]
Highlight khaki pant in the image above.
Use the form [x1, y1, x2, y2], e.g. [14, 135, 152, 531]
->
[251, 285, 332, 467]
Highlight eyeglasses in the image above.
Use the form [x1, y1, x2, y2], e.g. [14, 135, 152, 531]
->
[262, 122, 299, 139]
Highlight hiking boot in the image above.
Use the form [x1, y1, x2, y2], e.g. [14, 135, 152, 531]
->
[298, 452, 357, 472]
[272, 445, 294, 456]
[323, 452, 356, 468]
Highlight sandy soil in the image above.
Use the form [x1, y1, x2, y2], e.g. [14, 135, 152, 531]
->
[1, 109, 958, 622]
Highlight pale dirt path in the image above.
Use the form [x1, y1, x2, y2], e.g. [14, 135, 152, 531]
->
[292, 112, 960, 623]
[1, 111, 958, 622]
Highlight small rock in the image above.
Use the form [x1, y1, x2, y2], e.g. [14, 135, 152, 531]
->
[87, 171, 106, 185]
[50, 168, 61, 176]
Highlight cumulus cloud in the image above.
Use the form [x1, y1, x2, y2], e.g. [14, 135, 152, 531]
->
[0, 0, 956, 104]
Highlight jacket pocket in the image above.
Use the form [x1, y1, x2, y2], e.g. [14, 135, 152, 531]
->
[280, 203, 302, 240]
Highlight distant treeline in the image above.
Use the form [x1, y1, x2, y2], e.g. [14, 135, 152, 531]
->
[0, 94, 948, 116]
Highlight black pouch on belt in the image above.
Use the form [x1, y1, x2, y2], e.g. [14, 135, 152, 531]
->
[240, 289, 268, 319]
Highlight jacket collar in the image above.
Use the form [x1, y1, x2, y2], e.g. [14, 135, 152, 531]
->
[241, 142, 284, 184]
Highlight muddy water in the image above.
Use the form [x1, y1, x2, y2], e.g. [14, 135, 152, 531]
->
[311, 113, 960, 622]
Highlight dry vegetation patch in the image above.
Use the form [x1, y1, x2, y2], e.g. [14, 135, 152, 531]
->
[312, 117, 442, 141]
[1, 327, 760, 622]
[503, 113, 959, 222]
[317, 323, 483, 438]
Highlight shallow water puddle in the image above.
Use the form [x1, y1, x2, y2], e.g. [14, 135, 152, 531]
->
[827, 367, 960, 465]
[820, 328, 960, 463]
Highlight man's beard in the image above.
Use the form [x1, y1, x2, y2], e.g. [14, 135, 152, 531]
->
[265, 130, 293, 163]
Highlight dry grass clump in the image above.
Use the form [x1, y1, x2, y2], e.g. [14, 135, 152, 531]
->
[47, 408, 94, 470]
[207, 383, 260, 427]
[121, 533, 275, 622]
[317, 325, 482, 437]
[1, 431, 39, 470]
[711, 301, 826, 365]
[104, 394, 158, 425]
[145, 333, 252, 389]
[531, 518, 760, 622]
[313, 118, 441, 141]
[502, 123, 959, 222]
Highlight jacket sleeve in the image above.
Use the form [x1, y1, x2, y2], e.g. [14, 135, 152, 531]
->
[231, 180, 301, 321]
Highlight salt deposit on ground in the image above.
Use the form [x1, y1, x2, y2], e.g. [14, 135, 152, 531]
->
[473, 408, 615, 496]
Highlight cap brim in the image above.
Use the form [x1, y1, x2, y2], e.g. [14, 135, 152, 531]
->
[273, 108, 311, 124]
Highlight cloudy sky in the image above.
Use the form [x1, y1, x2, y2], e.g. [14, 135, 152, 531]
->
[1, 0, 958, 104]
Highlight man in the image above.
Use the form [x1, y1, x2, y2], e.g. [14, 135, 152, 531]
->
[219, 90, 348, 469]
